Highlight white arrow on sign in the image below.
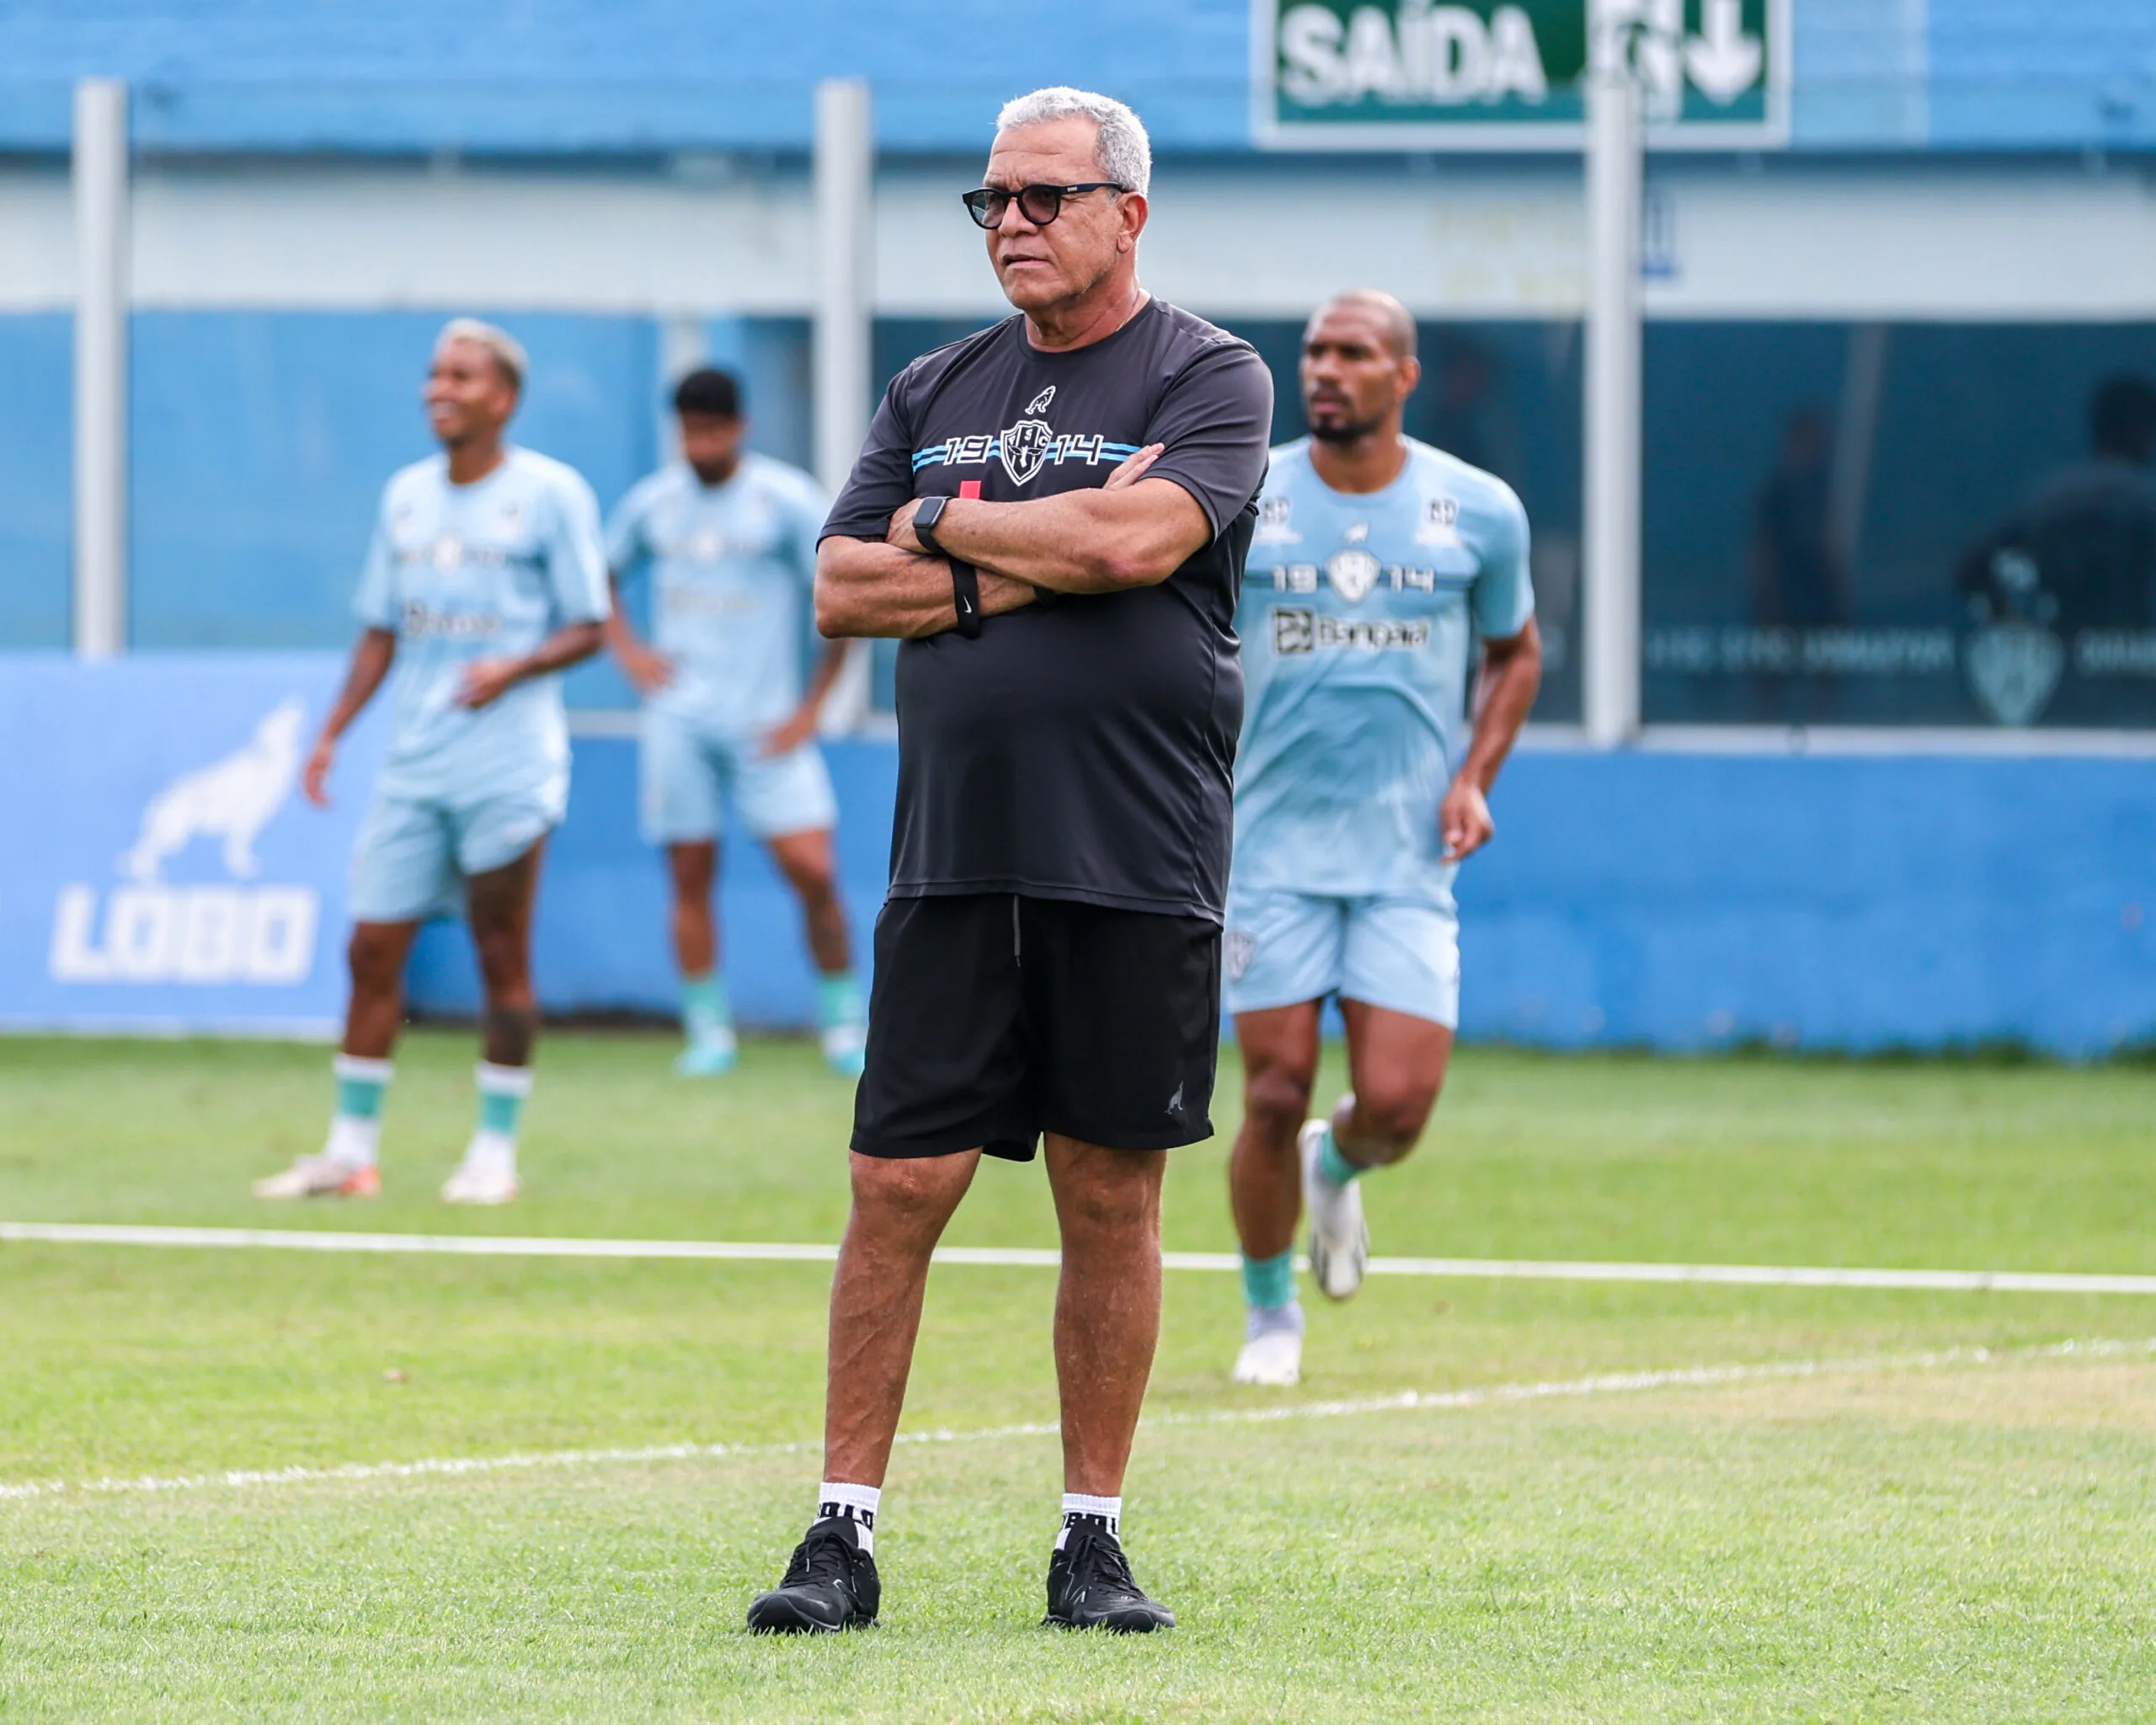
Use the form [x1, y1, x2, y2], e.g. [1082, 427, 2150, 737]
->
[1684, 0, 1762, 103]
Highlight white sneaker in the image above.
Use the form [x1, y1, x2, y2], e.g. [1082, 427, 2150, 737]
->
[1232, 1325, 1304, 1387]
[1300, 1115, 1369, 1302]
[253, 1155, 379, 1200]
[440, 1135, 520, 1205]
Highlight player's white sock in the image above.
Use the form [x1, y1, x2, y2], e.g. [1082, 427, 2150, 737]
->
[326, 1055, 392, 1167]
[462, 1128, 517, 1179]
[1055, 1492, 1122, 1551]
[816, 1480, 880, 1553]
[1244, 1298, 1305, 1341]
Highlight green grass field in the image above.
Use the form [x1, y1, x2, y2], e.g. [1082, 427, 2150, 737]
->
[3, 1031, 2154, 1722]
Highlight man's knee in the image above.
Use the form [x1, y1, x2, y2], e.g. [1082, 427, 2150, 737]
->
[851, 1151, 971, 1224]
[471, 926, 530, 992]
[667, 843, 718, 900]
[1055, 1147, 1164, 1237]
[775, 839, 840, 905]
[347, 926, 405, 993]
[1351, 1081, 1439, 1152]
[1243, 1056, 1316, 1141]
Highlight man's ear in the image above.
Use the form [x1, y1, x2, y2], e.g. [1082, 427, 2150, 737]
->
[1119, 192, 1150, 252]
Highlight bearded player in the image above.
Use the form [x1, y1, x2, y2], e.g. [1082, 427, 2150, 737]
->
[1225, 291, 1543, 1386]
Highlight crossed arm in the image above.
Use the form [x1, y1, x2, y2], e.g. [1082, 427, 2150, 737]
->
[814, 446, 1215, 640]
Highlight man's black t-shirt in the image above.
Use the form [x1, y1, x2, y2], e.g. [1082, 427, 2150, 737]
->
[823, 299, 1273, 921]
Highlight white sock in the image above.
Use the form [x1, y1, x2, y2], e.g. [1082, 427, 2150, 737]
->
[323, 1115, 381, 1169]
[463, 1128, 517, 1178]
[1245, 1300, 1305, 1341]
[1055, 1492, 1122, 1551]
[816, 1480, 880, 1553]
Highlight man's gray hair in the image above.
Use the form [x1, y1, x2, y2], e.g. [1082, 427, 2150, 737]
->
[995, 87, 1151, 198]
[435, 317, 527, 392]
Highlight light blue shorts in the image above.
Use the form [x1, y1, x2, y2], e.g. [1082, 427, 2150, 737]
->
[349, 781, 563, 924]
[640, 708, 839, 846]
[1222, 889, 1461, 1028]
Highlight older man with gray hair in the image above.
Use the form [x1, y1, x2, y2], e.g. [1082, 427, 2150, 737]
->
[746, 88, 1273, 1635]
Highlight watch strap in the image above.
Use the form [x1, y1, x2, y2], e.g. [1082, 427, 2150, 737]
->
[913, 493, 949, 557]
[950, 558, 983, 638]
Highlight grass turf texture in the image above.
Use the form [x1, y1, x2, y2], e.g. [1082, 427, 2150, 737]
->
[3, 1031, 2153, 1720]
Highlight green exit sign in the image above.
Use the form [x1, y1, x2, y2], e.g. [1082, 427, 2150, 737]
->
[1252, 0, 1789, 149]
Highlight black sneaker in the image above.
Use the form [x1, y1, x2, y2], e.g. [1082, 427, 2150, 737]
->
[1043, 1522, 1176, 1632]
[746, 1516, 880, 1633]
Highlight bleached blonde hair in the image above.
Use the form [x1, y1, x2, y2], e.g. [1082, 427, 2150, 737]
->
[435, 318, 527, 393]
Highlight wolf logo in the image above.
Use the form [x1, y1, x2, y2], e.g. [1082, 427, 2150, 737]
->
[121, 698, 307, 884]
[999, 418, 1055, 487]
[1027, 385, 1056, 414]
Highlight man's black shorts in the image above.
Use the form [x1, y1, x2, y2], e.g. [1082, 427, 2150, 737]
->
[851, 894, 1221, 1162]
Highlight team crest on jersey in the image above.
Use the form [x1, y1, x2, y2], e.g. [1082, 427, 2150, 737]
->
[1417, 496, 1465, 548]
[1326, 547, 1383, 604]
[1254, 495, 1299, 545]
[1027, 385, 1056, 414]
[1000, 417, 1055, 486]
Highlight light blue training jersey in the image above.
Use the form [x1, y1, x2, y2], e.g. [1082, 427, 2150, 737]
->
[354, 446, 611, 803]
[604, 454, 829, 736]
[1232, 436, 1534, 901]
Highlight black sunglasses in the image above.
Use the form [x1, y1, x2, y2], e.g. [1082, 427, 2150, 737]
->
[961, 182, 1126, 230]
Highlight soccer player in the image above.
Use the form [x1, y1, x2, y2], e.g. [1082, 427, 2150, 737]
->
[1225, 291, 1543, 1387]
[253, 318, 610, 1206]
[744, 88, 1271, 1635]
[604, 367, 867, 1078]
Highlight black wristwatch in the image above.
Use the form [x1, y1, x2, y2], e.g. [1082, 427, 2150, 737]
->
[913, 493, 951, 556]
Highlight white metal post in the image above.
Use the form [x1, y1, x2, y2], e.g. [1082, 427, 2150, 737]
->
[814, 77, 873, 499]
[72, 77, 129, 660]
[655, 312, 707, 462]
[1582, 35, 1643, 747]
[814, 77, 875, 734]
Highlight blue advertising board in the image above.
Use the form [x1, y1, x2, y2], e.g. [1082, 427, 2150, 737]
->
[0, 654, 383, 1038]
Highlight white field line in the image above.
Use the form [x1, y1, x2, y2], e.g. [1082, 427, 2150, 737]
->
[6, 1220, 2156, 1296]
[3, 1336, 2151, 1509]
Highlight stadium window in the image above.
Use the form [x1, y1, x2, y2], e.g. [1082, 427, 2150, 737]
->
[1643, 321, 2156, 730]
